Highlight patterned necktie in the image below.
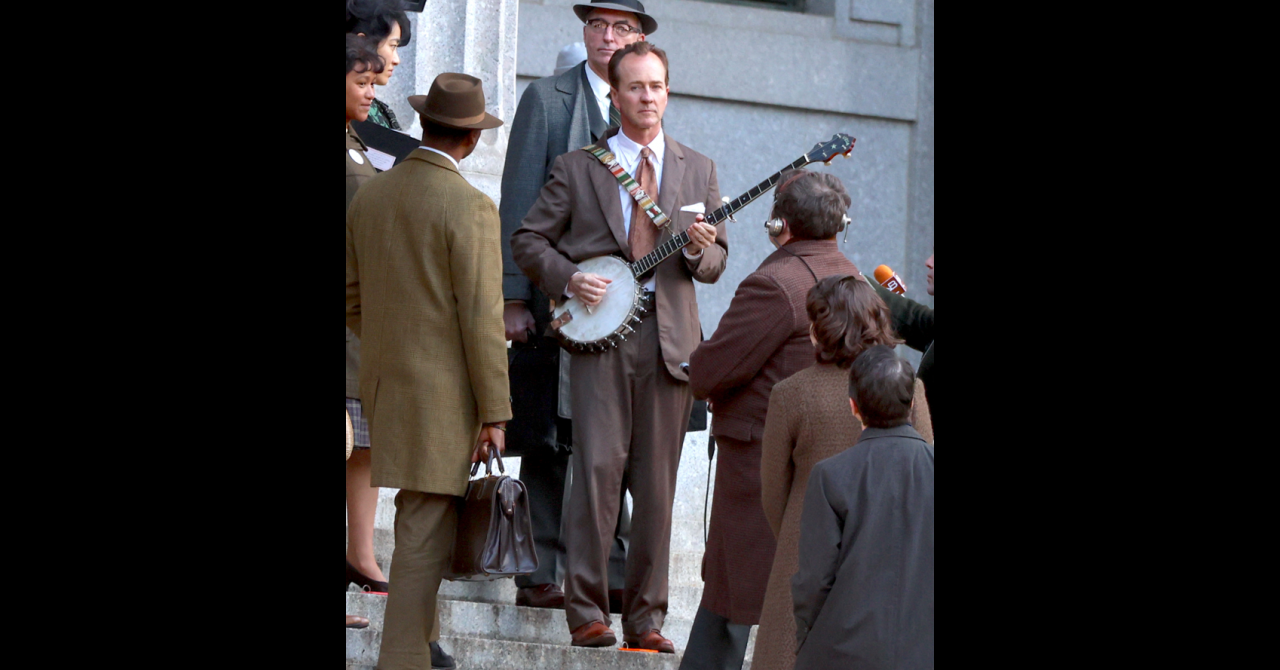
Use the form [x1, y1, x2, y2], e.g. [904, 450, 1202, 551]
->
[607, 93, 621, 128]
[629, 147, 659, 261]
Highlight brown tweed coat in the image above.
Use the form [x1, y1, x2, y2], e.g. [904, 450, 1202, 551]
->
[751, 363, 932, 670]
[687, 238, 858, 624]
[346, 149, 512, 496]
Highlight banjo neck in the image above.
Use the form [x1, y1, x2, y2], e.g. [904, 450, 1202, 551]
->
[628, 133, 855, 278]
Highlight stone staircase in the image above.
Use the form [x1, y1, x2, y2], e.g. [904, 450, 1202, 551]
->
[345, 430, 757, 669]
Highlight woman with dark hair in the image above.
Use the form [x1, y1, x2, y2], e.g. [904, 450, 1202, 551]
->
[346, 0, 412, 130]
[345, 33, 383, 633]
[749, 275, 932, 670]
[345, 32, 390, 595]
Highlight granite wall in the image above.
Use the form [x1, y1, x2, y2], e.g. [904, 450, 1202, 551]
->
[512, 0, 935, 357]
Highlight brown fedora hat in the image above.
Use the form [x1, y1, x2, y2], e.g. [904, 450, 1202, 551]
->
[573, 0, 658, 36]
[407, 73, 503, 130]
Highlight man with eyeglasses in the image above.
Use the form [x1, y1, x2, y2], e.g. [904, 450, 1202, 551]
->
[497, 0, 656, 617]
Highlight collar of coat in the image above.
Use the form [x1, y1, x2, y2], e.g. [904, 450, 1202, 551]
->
[767, 238, 839, 259]
[346, 124, 368, 151]
[403, 147, 461, 174]
[856, 423, 927, 444]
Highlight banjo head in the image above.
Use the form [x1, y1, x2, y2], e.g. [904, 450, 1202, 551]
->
[552, 256, 640, 349]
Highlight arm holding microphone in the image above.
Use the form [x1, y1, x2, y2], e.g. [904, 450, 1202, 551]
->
[869, 267, 933, 354]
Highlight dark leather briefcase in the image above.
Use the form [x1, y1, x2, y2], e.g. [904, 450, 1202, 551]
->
[444, 451, 539, 581]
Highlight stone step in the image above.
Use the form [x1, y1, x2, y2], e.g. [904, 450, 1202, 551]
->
[347, 591, 694, 649]
[346, 591, 755, 664]
[350, 527, 707, 588]
[425, 580, 704, 623]
[347, 631, 683, 670]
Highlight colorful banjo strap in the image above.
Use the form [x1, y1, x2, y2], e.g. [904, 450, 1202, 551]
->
[583, 144, 673, 235]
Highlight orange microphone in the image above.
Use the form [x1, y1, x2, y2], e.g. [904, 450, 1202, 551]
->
[873, 264, 907, 295]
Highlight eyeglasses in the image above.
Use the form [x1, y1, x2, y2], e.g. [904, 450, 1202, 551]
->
[585, 19, 641, 37]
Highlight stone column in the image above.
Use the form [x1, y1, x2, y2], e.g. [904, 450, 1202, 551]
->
[379, 0, 520, 205]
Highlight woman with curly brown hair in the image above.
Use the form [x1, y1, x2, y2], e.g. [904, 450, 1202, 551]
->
[749, 275, 932, 670]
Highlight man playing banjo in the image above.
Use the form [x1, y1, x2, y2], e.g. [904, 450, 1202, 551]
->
[511, 40, 727, 653]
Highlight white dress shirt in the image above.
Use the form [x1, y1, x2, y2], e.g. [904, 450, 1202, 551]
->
[583, 64, 613, 127]
[418, 145, 460, 171]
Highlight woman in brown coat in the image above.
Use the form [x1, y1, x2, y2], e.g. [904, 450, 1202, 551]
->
[750, 275, 932, 670]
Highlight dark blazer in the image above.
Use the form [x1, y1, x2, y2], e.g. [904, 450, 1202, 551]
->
[792, 424, 934, 670]
[500, 62, 608, 302]
[346, 125, 377, 399]
[689, 239, 859, 442]
[872, 282, 935, 437]
[511, 127, 728, 381]
[752, 366, 931, 670]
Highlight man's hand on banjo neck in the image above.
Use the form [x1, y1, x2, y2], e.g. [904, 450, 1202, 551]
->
[684, 214, 716, 255]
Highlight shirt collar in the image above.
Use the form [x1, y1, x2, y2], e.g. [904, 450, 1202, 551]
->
[583, 64, 611, 106]
[418, 145, 460, 171]
[614, 127, 665, 168]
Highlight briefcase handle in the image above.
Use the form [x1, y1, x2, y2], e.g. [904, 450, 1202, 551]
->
[468, 450, 507, 478]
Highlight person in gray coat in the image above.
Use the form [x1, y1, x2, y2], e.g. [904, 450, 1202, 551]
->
[792, 345, 934, 669]
[497, 0, 656, 611]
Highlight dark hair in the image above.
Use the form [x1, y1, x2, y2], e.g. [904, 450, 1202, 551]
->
[347, 34, 385, 75]
[848, 345, 915, 428]
[346, 0, 413, 47]
[607, 41, 669, 89]
[806, 274, 903, 368]
[770, 170, 852, 240]
[421, 117, 475, 143]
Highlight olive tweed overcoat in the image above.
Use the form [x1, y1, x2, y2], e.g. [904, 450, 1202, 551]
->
[346, 149, 512, 496]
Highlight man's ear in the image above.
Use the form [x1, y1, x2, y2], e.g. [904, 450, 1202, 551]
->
[849, 398, 861, 423]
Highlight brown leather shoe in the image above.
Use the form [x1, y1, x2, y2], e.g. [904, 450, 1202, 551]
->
[570, 621, 617, 648]
[516, 583, 565, 609]
[608, 589, 624, 614]
[623, 630, 675, 654]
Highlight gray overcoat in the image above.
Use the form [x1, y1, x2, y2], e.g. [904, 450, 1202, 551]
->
[498, 61, 608, 418]
[792, 423, 935, 669]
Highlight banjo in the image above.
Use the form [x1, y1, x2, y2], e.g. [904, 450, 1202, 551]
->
[549, 133, 857, 353]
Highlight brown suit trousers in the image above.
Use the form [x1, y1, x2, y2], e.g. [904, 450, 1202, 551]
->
[565, 304, 693, 636]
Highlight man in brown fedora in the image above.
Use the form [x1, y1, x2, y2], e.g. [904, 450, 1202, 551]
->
[512, 40, 728, 653]
[497, 0, 656, 615]
[346, 72, 510, 670]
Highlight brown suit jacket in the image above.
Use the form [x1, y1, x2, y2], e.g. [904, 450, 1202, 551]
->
[689, 239, 858, 442]
[510, 128, 728, 380]
[346, 149, 512, 496]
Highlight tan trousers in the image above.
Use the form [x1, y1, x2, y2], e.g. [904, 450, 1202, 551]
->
[564, 308, 693, 638]
[377, 490, 457, 670]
